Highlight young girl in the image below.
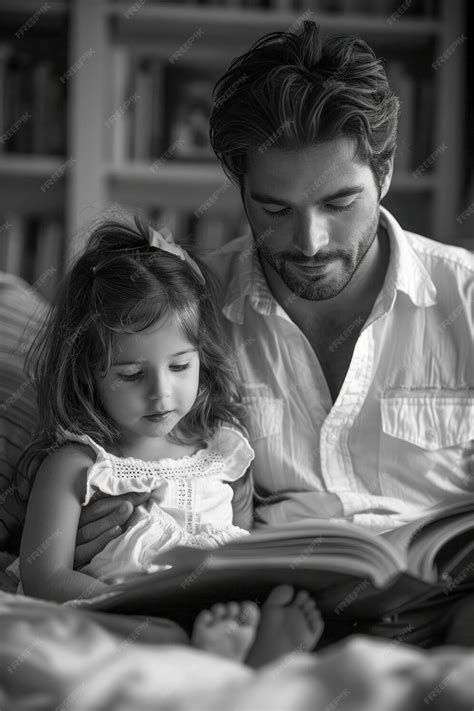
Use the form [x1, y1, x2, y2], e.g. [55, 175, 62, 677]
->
[10, 216, 322, 666]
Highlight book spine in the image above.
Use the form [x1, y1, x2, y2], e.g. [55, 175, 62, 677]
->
[414, 76, 435, 173]
[0, 214, 26, 277]
[32, 219, 61, 301]
[0, 43, 12, 153]
[108, 45, 131, 165]
[385, 60, 416, 173]
[133, 57, 154, 161]
[149, 57, 164, 159]
[32, 60, 49, 154]
[194, 212, 229, 251]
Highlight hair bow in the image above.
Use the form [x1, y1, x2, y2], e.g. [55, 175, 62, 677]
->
[148, 227, 205, 285]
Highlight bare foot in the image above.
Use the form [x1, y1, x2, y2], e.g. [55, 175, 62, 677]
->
[192, 600, 260, 661]
[246, 585, 323, 668]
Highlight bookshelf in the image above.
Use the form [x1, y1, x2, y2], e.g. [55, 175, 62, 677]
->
[0, 0, 469, 299]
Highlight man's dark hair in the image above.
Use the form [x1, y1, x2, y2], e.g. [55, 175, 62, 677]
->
[210, 21, 400, 192]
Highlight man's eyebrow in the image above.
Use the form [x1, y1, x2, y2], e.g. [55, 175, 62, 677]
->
[111, 349, 197, 366]
[250, 186, 365, 205]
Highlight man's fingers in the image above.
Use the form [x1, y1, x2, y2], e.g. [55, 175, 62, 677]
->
[73, 527, 122, 570]
[78, 493, 150, 527]
[76, 500, 133, 545]
[73, 493, 151, 569]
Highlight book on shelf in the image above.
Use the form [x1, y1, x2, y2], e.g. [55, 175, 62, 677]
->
[0, 42, 12, 152]
[193, 212, 235, 251]
[107, 0, 437, 16]
[0, 216, 62, 301]
[32, 220, 62, 302]
[75, 496, 474, 640]
[109, 50, 165, 163]
[145, 207, 195, 244]
[142, 206, 247, 250]
[164, 65, 218, 162]
[0, 43, 66, 155]
[132, 57, 155, 161]
[385, 60, 416, 173]
[0, 214, 26, 277]
[108, 44, 132, 164]
[109, 50, 218, 164]
[413, 75, 435, 172]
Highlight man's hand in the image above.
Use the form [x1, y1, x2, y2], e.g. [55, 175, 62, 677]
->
[74, 493, 150, 569]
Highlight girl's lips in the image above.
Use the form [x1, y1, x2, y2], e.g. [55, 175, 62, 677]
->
[144, 411, 172, 422]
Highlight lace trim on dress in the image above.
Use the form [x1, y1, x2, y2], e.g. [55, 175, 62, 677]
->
[110, 448, 223, 481]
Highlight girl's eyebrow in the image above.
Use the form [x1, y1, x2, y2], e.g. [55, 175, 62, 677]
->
[250, 186, 365, 206]
[111, 349, 197, 366]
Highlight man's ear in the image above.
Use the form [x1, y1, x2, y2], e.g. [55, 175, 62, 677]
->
[379, 157, 394, 200]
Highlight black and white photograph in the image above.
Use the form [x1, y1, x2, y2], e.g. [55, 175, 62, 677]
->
[0, 1, 473, 709]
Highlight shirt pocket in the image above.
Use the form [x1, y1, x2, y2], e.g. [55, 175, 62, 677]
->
[242, 394, 284, 440]
[379, 392, 474, 500]
[240, 391, 284, 489]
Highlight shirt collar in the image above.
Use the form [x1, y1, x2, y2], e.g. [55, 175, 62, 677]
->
[222, 206, 437, 325]
[222, 235, 280, 325]
[379, 206, 437, 311]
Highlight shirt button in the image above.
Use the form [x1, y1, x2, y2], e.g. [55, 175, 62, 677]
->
[327, 432, 337, 443]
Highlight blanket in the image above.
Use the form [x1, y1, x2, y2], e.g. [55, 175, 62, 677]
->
[2, 586, 474, 711]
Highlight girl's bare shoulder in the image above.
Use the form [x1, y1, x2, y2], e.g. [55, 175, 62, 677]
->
[41, 441, 96, 469]
[35, 442, 97, 499]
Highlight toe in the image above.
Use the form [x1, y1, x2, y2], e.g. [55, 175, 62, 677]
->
[226, 601, 241, 619]
[308, 609, 324, 634]
[240, 601, 261, 627]
[211, 603, 227, 620]
[265, 585, 295, 607]
[194, 609, 214, 627]
[302, 597, 317, 613]
[294, 589, 311, 606]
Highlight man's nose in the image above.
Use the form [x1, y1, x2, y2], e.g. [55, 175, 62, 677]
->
[296, 209, 330, 256]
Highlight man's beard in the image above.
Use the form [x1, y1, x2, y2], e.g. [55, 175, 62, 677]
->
[257, 209, 379, 301]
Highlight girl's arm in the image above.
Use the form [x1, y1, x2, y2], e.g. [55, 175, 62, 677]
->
[230, 467, 254, 531]
[20, 445, 109, 603]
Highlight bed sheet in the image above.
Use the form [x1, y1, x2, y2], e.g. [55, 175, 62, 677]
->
[2, 579, 474, 711]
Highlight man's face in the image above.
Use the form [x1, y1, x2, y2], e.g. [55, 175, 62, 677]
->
[242, 137, 392, 301]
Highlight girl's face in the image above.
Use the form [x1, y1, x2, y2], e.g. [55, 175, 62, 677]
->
[95, 317, 200, 448]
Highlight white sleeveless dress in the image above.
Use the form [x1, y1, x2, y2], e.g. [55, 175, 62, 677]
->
[9, 425, 254, 587]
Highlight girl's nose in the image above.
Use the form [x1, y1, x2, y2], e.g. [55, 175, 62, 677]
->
[147, 371, 171, 401]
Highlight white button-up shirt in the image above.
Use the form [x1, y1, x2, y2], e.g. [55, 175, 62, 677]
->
[206, 207, 474, 532]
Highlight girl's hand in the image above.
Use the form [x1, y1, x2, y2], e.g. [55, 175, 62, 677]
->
[74, 492, 151, 568]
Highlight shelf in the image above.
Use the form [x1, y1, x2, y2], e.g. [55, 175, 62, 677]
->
[0, 1, 67, 14]
[110, 2, 440, 55]
[0, 155, 441, 220]
[0, 155, 66, 214]
[106, 161, 439, 210]
[106, 161, 242, 213]
[0, 1, 68, 36]
[0, 0, 466, 250]
[0, 154, 65, 177]
[391, 172, 439, 192]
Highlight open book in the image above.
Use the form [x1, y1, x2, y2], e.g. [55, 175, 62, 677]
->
[76, 497, 474, 640]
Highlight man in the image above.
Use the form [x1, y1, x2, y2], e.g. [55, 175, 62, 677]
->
[75, 22, 473, 565]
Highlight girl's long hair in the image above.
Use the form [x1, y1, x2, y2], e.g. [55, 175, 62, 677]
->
[16, 215, 245, 484]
